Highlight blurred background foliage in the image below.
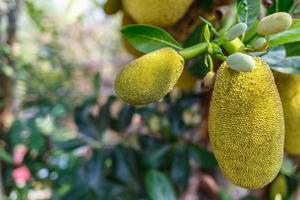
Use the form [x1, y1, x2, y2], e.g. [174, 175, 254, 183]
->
[0, 0, 299, 200]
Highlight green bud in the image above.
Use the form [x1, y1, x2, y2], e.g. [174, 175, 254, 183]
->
[203, 71, 216, 88]
[257, 12, 292, 36]
[227, 53, 255, 72]
[104, 0, 122, 15]
[251, 37, 268, 51]
[225, 23, 247, 41]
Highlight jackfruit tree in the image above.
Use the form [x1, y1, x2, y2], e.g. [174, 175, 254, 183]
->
[109, 0, 300, 199]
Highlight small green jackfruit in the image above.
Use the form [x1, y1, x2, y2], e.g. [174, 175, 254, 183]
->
[115, 48, 184, 105]
[275, 72, 300, 155]
[209, 57, 284, 189]
[269, 174, 288, 200]
[122, 0, 194, 27]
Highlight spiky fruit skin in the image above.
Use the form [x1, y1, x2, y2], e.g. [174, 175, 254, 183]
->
[122, 0, 194, 27]
[208, 57, 284, 189]
[176, 69, 198, 91]
[115, 48, 184, 105]
[275, 72, 300, 155]
[269, 175, 288, 200]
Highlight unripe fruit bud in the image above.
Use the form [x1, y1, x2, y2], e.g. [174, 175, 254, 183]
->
[225, 23, 247, 41]
[227, 53, 255, 72]
[251, 37, 268, 51]
[257, 12, 292, 36]
[103, 0, 122, 15]
[203, 71, 216, 88]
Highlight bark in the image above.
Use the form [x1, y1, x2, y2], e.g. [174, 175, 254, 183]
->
[0, 0, 21, 134]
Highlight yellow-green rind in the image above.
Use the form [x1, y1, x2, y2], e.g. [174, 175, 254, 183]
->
[208, 57, 284, 189]
[122, 0, 194, 27]
[115, 48, 184, 105]
[275, 72, 300, 155]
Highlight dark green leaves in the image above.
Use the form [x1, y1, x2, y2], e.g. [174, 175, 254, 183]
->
[285, 41, 300, 56]
[267, 0, 294, 14]
[121, 25, 182, 53]
[270, 56, 300, 73]
[188, 144, 218, 170]
[237, 0, 260, 28]
[269, 19, 300, 47]
[0, 147, 13, 164]
[280, 157, 297, 176]
[146, 170, 176, 200]
[262, 46, 300, 74]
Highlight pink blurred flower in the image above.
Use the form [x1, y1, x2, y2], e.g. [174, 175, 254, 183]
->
[13, 144, 28, 165]
[12, 165, 31, 188]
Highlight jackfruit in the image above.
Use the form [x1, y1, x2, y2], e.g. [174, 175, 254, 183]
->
[122, 0, 194, 27]
[176, 69, 198, 91]
[275, 72, 300, 155]
[115, 47, 184, 105]
[269, 174, 288, 200]
[122, 13, 144, 57]
[208, 57, 284, 189]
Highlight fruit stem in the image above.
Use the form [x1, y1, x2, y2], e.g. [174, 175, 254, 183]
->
[221, 38, 245, 54]
[179, 42, 208, 60]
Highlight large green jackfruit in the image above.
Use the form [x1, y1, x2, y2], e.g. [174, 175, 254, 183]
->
[122, 0, 194, 27]
[208, 57, 284, 189]
[115, 48, 184, 105]
[275, 72, 300, 155]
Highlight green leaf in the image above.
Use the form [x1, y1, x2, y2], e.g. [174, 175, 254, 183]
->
[92, 73, 101, 97]
[285, 41, 300, 56]
[121, 25, 182, 53]
[269, 56, 300, 74]
[240, 196, 259, 200]
[267, 0, 294, 14]
[0, 147, 13, 164]
[142, 145, 171, 168]
[261, 46, 286, 65]
[188, 144, 218, 170]
[171, 147, 190, 188]
[183, 24, 204, 47]
[244, 20, 258, 43]
[280, 157, 297, 176]
[146, 170, 176, 200]
[219, 191, 233, 200]
[237, 0, 260, 28]
[199, 16, 219, 36]
[203, 24, 211, 43]
[269, 19, 300, 47]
